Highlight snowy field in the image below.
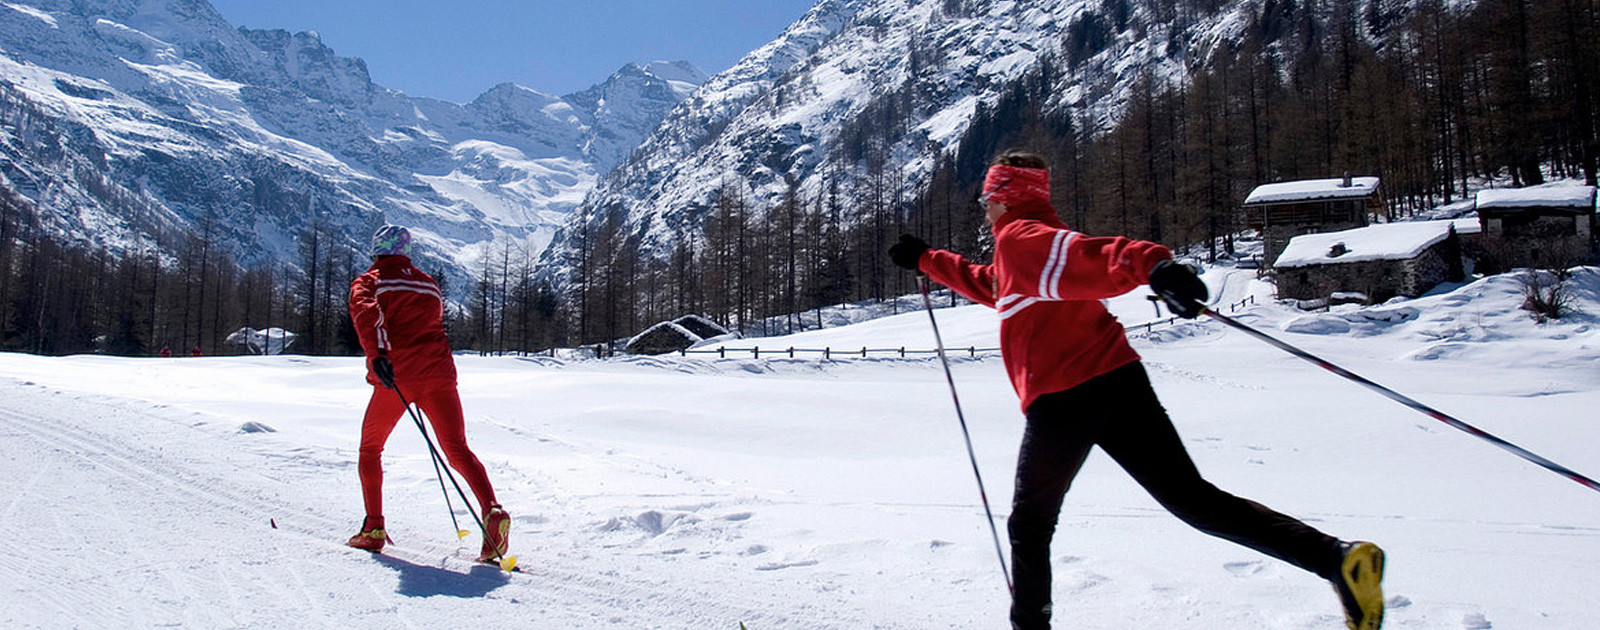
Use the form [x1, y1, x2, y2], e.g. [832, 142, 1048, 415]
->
[1, 268, 1598, 629]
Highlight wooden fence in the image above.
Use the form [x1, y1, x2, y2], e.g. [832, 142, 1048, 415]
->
[675, 345, 1000, 359]
[672, 295, 1258, 360]
[488, 296, 1260, 360]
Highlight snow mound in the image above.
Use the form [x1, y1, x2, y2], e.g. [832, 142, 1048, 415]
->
[1282, 314, 1352, 334]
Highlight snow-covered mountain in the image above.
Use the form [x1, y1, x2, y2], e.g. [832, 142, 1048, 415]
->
[0, 0, 704, 285]
[561, 0, 1418, 268]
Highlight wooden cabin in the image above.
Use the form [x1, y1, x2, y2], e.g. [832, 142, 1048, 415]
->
[1244, 176, 1384, 265]
[624, 315, 731, 355]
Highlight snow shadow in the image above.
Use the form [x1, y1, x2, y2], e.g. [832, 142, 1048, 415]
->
[371, 554, 510, 598]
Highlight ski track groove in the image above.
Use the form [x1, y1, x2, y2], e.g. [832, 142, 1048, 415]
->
[0, 416, 146, 627]
[0, 404, 285, 627]
[262, 534, 342, 630]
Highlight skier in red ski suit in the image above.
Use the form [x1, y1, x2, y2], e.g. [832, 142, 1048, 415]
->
[889, 152, 1384, 630]
[346, 225, 510, 562]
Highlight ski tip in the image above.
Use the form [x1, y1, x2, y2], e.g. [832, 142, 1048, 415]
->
[499, 555, 518, 572]
[457, 529, 470, 540]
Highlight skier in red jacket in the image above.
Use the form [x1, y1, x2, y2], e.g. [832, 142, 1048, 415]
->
[346, 225, 510, 563]
[890, 152, 1384, 630]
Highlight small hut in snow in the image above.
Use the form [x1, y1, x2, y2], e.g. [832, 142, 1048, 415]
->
[1474, 185, 1598, 271]
[1272, 219, 1474, 305]
[1244, 176, 1384, 265]
[624, 315, 732, 355]
[670, 315, 729, 341]
[225, 327, 296, 355]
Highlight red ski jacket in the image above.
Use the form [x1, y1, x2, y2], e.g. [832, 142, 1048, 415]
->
[918, 199, 1172, 411]
[349, 256, 457, 389]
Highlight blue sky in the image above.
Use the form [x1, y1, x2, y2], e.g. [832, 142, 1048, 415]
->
[207, 0, 819, 103]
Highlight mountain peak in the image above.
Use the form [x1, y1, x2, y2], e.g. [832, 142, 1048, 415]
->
[471, 82, 562, 107]
[638, 60, 709, 86]
[555, 60, 709, 173]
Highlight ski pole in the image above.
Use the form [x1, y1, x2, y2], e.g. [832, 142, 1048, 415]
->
[918, 275, 1014, 594]
[418, 412, 470, 540]
[1200, 307, 1600, 495]
[392, 383, 520, 569]
[395, 385, 486, 535]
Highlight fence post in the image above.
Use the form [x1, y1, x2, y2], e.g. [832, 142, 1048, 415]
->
[788, 347, 794, 358]
[753, 347, 760, 359]
[824, 348, 830, 360]
[719, 347, 725, 359]
[899, 346, 905, 358]
[969, 346, 976, 358]
[861, 347, 867, 358]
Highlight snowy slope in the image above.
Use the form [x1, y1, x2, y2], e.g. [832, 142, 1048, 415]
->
[564, 0, 1354, 265]
[0, 0, 703, 283]
[1, 267, 1597, 628]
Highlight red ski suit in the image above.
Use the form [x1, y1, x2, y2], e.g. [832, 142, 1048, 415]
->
[349, 256, 455, 389]
[349, 256, 495, 519]
[917, 198, 1172, 411]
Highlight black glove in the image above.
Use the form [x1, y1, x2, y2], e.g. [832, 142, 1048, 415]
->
[1148, 259, 1208, 319]
[373, 354, 397, 389]
[888, 234, 930, 271]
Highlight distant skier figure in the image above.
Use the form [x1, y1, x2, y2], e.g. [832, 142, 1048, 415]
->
[889, 151, 1384, 630]
[346, 224, 510, 563]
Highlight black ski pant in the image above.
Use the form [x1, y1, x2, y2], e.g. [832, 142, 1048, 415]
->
[1008, 362, 1345, 630]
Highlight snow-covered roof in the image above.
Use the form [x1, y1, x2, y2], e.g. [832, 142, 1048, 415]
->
[1475, 185, 1597, 211]
[672, 315, 728, 339]
[1274, 219, 1466, 268]
[628, 321, 703, 346]
[1244, 177, 1382, 205]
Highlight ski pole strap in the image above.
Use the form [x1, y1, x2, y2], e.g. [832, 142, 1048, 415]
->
[1201, 308, 1600, 495]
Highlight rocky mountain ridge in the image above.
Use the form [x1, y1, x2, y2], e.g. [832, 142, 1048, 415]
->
[0, 0, 704, 287]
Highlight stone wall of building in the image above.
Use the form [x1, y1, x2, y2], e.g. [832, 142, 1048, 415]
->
[1478, 210, 1600, 271]
[1275, 245, 1451, 303]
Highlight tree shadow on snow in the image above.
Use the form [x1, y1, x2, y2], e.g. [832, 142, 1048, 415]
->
[371, 554, 509, 598]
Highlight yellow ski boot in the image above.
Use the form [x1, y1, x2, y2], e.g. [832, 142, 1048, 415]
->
[1333, 541, 1385, 630]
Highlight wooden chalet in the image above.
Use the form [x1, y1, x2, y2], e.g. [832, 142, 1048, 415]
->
[1244, 176, 1385, 265]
